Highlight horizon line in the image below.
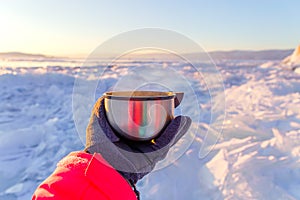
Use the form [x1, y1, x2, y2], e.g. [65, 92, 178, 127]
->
[0, 48, 295, 59]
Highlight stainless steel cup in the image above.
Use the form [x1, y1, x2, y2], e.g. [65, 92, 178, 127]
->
[104, 91, 183, 141]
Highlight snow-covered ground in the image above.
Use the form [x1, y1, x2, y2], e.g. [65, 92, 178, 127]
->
[0, 52, 300, 199]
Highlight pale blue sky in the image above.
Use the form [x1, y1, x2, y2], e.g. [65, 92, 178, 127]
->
[0, 0, 299, 56]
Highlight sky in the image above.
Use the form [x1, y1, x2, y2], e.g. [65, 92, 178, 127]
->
[0, 0, 299, 57]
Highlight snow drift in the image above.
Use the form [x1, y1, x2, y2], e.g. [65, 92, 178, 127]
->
[282, 45, 300, 73]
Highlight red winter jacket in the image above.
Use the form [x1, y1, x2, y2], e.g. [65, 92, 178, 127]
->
[32, 151, 137, 200]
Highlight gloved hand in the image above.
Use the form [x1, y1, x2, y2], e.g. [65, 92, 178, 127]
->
[85, 97, 191, 184]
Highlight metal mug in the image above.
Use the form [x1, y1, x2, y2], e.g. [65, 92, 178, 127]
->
[104, 91, 184, 141]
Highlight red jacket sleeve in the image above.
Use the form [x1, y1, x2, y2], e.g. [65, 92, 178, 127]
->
[32, 151, 137, 200]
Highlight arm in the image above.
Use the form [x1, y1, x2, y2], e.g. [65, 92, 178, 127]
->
[32, 151, 137, 200]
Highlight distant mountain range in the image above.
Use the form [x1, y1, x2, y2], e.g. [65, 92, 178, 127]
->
[0, 49, 294, 61]
[0, 52, 54, 59]
[205, 49, 293, 60]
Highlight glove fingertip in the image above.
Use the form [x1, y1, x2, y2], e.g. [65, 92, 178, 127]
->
[155, 116, 191, 147]
[92, 97, 105, 118]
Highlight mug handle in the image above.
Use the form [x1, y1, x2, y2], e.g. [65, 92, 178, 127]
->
[174, 92, 184, 108]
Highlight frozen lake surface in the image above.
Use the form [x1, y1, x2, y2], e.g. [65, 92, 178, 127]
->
[0, 57, 299, 199]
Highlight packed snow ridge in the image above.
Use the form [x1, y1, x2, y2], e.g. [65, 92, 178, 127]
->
[282, 45, 300, 73]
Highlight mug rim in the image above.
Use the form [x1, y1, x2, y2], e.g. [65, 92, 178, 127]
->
[104, 91, 175, 101]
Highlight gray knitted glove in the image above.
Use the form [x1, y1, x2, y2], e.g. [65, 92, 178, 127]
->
[85, 97, 192, 184]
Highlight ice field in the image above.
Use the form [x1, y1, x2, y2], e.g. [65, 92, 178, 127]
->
[0, 48, 300, 199]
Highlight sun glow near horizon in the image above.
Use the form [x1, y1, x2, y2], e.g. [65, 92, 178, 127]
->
[0, 10, 96, 57]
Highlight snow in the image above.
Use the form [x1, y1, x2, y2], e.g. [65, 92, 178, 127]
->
[0, 53, 300, 199]
[282, 45, 300, 73]
[283, 45, 300, 65]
